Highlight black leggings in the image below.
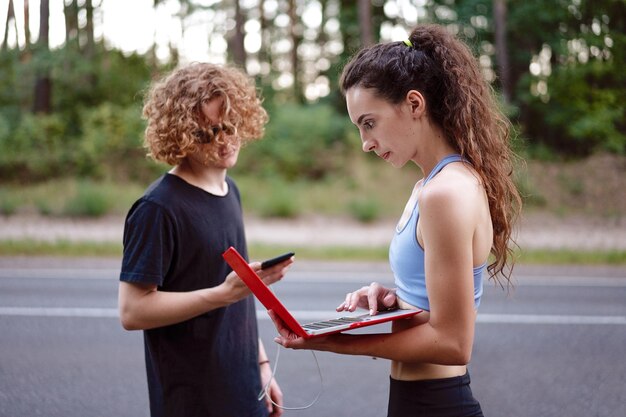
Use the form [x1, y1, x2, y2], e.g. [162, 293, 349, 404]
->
[387, 372, 484, 417]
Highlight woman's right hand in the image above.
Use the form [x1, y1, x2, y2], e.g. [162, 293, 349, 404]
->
[336, 282, 397, 315]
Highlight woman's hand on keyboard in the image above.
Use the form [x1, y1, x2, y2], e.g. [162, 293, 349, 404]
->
[336, 283, 397, 316]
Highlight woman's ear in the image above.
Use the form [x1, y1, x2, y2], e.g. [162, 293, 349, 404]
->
[406, 90, 426, 119]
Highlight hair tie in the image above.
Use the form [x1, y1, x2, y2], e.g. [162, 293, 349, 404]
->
[403, 39, 413, 48]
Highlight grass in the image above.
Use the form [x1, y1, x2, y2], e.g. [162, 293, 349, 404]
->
[235, 159, 418, 220]
[515, 248, 626, 265]
[0, 156, 416, 220]
[0, 179, 145, 217]
[0, 240, 624, 265]
[0, 155, 624, 265]
[0, 240, 123, 257]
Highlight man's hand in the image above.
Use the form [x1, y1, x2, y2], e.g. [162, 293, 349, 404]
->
[222, 257, 294, 304]
[259, 361, 283, 417]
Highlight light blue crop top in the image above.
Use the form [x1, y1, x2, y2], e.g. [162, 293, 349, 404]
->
[389, 154, 486, 312]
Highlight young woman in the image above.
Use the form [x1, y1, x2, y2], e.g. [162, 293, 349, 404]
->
[118, 63, 292, 417]
[270, 24, 522, 417]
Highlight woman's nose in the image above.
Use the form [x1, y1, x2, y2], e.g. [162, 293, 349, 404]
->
[362, 138, 376, 153]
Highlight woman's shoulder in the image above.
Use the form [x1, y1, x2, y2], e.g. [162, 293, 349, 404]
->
[423, 165, 481, 203]
[419, 166, 485, 231]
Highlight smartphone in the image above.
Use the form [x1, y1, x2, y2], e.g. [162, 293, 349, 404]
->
[261, 252, 295, 269]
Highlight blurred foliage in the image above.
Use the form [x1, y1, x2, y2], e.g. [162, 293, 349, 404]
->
[513, 168, 548, 208]
[0, 112, 69, 180]
[63, 180, 112, 217]
[428, 0, 625, 157]
[235, 103, 353, 180]
[77, 102, 158, 181]
[521, 60, 625, 156]
[47, 46, 155, 136]
[0, 42, 163, 182]
[0, 178, 146, 218]
[0, 0, 624, 189]
[0, 189, 19, 215]
[348, 197, 382, 223]
[0, 238, 623, 265]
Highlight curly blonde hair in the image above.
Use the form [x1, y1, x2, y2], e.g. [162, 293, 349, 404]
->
[142, 62, 268, 165]
[340, 24, 522, 286]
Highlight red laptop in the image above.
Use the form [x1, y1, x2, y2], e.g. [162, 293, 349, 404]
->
[222, 246, 421, 339]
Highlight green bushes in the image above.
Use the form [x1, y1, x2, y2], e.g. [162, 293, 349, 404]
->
[0, 101, 353, 184]
[0, 179, 145, 218]
[236, 104, 354, 180]
[521, 61, 626, 156]
[0, 113, 70, 180]
[0, 189, 19, 215]
[0, 43, 158, 183]
[349, 197, 381, 223]
[63, 181, 113, 217]
[0, 103, 158, 183]
[78, 103, 154, 181]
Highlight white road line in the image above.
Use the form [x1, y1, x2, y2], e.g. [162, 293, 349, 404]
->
[0, 269, 118, 280]
[1, 307, 625, 325]
[0, 307, 119, 317]
[476, 313, 626, 325]
[1, 269, 625, 286]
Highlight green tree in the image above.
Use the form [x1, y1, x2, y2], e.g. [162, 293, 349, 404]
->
[1, 0, 17, 51]
[511, 0, 626, 155]
[427, 0, 625, 156]
[33, 0, 51, 114]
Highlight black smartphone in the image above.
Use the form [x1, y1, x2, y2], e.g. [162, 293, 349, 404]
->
[261, 252, 295, 269]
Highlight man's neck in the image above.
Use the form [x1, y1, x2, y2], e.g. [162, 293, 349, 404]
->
[169, 159, 228, 196]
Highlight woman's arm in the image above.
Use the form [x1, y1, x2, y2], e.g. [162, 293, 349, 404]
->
[119, 259, 293, 330]
[273, 179, 481, 365]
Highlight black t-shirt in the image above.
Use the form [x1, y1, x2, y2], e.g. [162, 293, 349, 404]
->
[120, 173, 266, 417]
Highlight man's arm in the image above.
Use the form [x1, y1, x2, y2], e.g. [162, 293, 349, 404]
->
[118, 260, 292, 330]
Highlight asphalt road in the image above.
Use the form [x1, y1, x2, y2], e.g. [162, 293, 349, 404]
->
[0, 259, 625, 417]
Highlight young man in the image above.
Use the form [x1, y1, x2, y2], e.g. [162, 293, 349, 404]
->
[118, 63, 291, 417]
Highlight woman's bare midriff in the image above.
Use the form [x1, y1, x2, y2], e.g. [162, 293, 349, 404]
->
[390, 299, 467, 381]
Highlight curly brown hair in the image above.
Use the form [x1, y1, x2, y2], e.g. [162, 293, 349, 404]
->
[340, 24, 522, 286]
[142, 62, 268, 165]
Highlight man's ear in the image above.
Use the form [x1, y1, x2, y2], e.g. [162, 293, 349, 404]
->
[406, 90, 426, 118]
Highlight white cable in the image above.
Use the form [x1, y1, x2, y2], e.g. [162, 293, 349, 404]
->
[258, 345, 323, 410]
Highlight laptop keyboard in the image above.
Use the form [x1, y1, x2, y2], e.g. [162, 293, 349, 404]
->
[302, 314, 369, 330]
